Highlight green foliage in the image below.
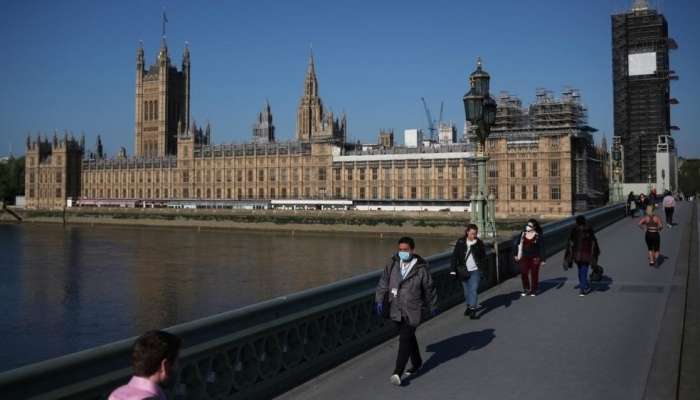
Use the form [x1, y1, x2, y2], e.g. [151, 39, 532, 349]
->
[0, 156, 25, 203]
[679, 159, 700, 196]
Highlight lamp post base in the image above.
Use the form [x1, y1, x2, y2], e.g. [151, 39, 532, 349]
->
[470, 155, 497, 239]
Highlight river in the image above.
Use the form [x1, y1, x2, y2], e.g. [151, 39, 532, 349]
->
[0, 222, 453, 372]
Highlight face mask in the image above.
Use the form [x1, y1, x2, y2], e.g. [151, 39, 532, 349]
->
[398, 251, 411, 262]
[525, 225, 534, 232]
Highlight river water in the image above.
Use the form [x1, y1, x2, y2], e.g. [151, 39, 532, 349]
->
[0, 222, 453, 372]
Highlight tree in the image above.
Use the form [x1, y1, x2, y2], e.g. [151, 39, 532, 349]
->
[678, 158, 700, 197]
[0, 156, 25, 204]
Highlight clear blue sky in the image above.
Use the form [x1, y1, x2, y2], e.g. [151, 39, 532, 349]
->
[1, 0, 698, 157]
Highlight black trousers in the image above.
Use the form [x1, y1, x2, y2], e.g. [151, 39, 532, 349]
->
[664, 207, 674, 225]
[394, 319, 422, 375]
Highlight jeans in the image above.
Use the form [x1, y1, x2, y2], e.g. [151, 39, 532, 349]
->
[393, 319, 421, 375]
[461, 269, 480, 307]
[577, 262, 589, 292]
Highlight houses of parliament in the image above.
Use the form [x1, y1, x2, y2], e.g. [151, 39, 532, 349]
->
[24, 33, 609, 217]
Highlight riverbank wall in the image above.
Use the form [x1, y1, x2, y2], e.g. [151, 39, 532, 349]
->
[3, 207, 532, 237]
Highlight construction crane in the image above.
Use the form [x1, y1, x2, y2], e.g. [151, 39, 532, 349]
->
[421, 97, 436, 142]
[421, 98, 445, 143]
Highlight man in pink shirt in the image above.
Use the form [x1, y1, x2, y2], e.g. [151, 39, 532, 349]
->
[108, 330, 182, 400]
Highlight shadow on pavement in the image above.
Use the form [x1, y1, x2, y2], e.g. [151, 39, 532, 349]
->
[591, 275, 614, 292]
[413, 329, 496, 381]
[656, 254, 667, 267]
[478, 291, 522, 318]
[537, 276, 568, 294]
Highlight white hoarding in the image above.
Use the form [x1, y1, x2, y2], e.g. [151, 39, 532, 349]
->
[628, 52, 657, 76]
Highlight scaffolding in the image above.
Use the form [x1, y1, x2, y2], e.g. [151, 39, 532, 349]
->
[492, 91, 528, 132]
[529, 88, 588, 130]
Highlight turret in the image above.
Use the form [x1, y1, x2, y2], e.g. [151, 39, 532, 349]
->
[136, 41, 144, 70]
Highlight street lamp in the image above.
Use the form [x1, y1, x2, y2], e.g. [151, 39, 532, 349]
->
[463, 57, 497, 237]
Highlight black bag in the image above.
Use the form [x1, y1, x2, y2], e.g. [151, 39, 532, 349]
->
[456, 245, 473, 281]
[381, 262, 396, 319]
[381, 291, 391, 319]
[590, 265, 604, 282]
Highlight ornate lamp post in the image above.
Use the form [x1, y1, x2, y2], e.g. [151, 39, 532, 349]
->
[463, 57, 497, 237]
[610, 137, 624, 203]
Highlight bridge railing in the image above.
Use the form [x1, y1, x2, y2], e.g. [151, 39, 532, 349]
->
[0, 203, 625, 400]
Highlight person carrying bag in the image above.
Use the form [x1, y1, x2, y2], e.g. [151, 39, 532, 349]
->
[450, 224, 488, 319]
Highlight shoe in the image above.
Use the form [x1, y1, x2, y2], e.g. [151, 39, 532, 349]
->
[403, 364, 422, 377]
[521, 291, 528, 297]
[469, 307, 479, 320]
[579, 292, 586, 297]
[584, 287, 592, 295]
[529, 291, 537, 297]
[390, 374, 402, 386]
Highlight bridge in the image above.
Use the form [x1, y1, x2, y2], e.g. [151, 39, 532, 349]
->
[0, 202, 697, 399]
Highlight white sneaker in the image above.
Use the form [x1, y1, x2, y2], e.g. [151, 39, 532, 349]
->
[521, 291, 528, 297]
[390, 374, 402, 386]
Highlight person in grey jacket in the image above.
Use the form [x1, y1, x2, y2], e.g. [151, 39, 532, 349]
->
[375, 236, 438, 386]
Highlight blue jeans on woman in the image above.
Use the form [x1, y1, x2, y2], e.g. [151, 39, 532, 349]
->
[461, 270, 480, 307]
[577, 263, 590, 293]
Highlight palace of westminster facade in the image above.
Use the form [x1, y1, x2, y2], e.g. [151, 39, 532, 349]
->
[24, 35, 609, 217]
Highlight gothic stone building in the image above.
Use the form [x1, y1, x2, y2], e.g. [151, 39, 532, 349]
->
[24, 39, 607, 217]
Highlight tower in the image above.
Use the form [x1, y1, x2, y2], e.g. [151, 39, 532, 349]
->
[295, 51, 346, 145]
[612, 0, 677, 183]
[134, 34, 190, 158]
[24, 133, 83, 209]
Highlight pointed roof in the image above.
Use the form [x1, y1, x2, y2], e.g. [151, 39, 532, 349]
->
[303, 49, 319, 97]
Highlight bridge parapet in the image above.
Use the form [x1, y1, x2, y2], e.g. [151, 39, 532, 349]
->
[0, 204, 625, 400]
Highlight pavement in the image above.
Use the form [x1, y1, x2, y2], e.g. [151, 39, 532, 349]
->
[277, 202, 697, 400]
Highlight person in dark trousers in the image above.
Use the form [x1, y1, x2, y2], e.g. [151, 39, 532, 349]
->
[514, 219, 546, 296]
[639, 205, 663, 266]
[564, 216, 600, 297]
[108, 330, 182, 400]
[375, 236, 438, 386]
[450, 223, 488, 319]
[637, 193, 650, 217]
[627, 191, 637, 217]
[650, 188, 658, 206]
[662, 191, 676, 228]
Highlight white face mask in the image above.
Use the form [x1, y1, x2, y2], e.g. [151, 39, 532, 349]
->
[525, 225, 534, 232]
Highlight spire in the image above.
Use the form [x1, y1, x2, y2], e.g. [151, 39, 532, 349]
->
[159, 9, 168, 60]
[137, 40, 144, 64]
[304, 48, 319, 97]
[183, 41, 190, 65]
[96, 135, 104, 159]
